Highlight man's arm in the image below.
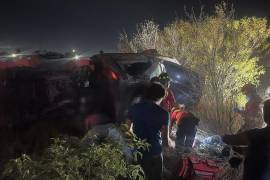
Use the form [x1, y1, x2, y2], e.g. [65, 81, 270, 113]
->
[161, 112, 170, 147]
[161, 111, 175, 148]
[222, 132, 250, 146]
[125, 119, 133, 132]
[161, 125, 169, 147]
[168, 120, 173, 136]
[161, 124, 175, 149]
[126, 107, 134, 132]
[168, 89, 177, 109]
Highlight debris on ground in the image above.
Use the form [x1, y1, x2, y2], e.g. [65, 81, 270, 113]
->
[164, 129, 244, 180]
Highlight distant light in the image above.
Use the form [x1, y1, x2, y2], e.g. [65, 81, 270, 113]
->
[11, 53, 17, 58]
[72, 49, 76, 53]
[74, 55, 80, 60]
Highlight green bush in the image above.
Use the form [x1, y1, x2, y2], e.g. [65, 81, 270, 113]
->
[3, 135, 146, 180]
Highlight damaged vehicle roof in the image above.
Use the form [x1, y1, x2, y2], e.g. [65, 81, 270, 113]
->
[91, 52, 202, 107]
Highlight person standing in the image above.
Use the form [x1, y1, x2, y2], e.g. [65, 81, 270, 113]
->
[223, 99, 270, 180]
[265, 86, 270, 100]
[151, 73, 177, 113]
[159, 73, 177, 112]
[236, 84, 262, 132]
[127, 83, 172, 180]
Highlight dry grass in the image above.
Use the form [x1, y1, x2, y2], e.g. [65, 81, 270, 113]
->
[215, 163, 243, 180]
[194, 96, 244, 134]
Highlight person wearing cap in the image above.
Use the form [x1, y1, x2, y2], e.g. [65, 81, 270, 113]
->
[236, 84, 262, 132]
[151, 73, 177, 113]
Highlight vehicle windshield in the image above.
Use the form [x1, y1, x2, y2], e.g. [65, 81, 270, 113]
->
[163, 60, 202, 107]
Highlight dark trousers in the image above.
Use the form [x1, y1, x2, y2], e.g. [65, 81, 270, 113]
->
[141, 154, 163, 180]
[176, 119, 197, 148]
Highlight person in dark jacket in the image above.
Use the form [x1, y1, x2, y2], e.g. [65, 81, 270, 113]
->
[127, 83, 172, 180]
[222, 99, 270, 180]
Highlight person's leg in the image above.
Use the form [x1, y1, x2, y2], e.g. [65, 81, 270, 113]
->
[140, 157, 151, 180]
[185, 126, 197, 147]
[141, 154, 163, 180]
[175, 124, 186, 148]
[148, 154, 163, 180]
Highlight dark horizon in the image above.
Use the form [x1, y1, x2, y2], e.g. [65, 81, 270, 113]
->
[0, 0, 269, 54]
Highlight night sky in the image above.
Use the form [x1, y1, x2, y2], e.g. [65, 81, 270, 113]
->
[0, 0, 269, 54]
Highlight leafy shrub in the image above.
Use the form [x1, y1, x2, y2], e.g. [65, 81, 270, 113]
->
[118, 2, 270, 133]
[3, 135, 146, 180]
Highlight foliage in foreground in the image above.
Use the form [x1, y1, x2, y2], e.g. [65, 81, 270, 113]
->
[3, 134, 146, 180]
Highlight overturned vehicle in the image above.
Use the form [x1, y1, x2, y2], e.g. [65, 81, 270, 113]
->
[0, 51, 202, 125]
[90, 52, 202, 121]
[0, 51, 202, 170]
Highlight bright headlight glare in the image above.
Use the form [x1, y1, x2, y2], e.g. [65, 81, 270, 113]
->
[74, 55, 80, 60]
[11, 53, 17, 58]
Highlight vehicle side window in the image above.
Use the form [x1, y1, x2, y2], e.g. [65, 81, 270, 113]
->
[149, 62, 165, 78]
[160, 63, 166, 73]
[106, 58, 123, 73]
[123, 61, 152, 76]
